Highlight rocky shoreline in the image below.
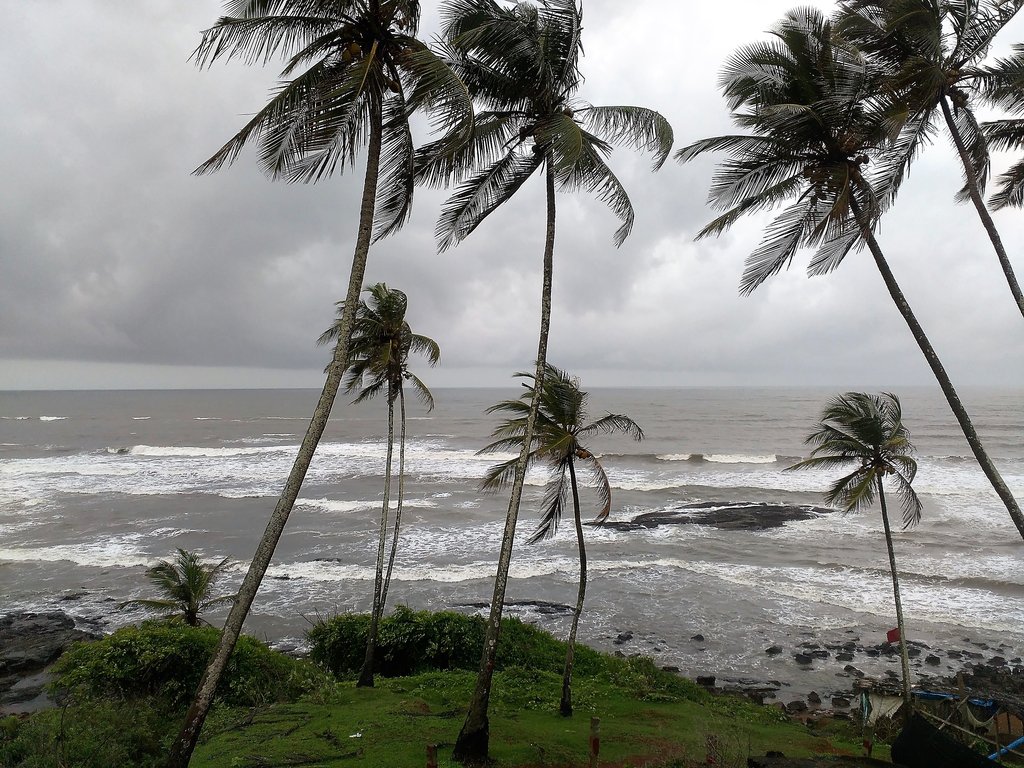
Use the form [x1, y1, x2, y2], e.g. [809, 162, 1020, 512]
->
[605, 623, 1023, 719]
[0, 611, 103, 714]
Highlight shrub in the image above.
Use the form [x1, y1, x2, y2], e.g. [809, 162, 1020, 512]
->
[309, 607, 669, 690]
[0, 700, 169, 768]
[51, 621, 327, 710]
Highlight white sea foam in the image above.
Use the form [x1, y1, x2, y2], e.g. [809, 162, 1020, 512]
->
[128, 444, 291, 457]
[0, 536, 153, 568]
[656, 453, 692, 461]
[132, 417, 151, 420]
[39, 416, 67, 422]
[296, 499, 379, 514]
[705, 454, 776, 464]
[193, 417, 221, 421]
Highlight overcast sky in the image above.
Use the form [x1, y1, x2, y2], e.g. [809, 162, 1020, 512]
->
[2, 0, 1023, 391]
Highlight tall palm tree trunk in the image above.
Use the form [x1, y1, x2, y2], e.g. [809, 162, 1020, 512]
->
[454, 160, 557, 764]
[380, 386, 406, 610]
[561, 459, 586, 718]
[939, 96, 1024, 320]
[878, 480, 913, 717]
[167, 103, 385, 768]
[358, 381, 396, 688]
[851, 198, 1024, 540]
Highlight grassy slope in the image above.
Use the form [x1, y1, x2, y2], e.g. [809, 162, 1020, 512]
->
[192, 669, 870, 768]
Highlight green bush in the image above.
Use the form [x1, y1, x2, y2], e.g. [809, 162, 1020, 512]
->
[0, 700, 169, 768]
[51, 621, 327, 709]
[309, 607, 664, 690]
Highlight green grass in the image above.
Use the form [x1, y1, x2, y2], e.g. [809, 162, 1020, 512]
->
[189, 669, 863, 768]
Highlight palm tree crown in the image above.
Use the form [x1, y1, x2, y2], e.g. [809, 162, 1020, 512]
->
[676, 7, 893, 293]
[836, 0, 1024, 317]
[120, 549, 234, 628]
[479, 363, 643, 542]
[319, 282, 440, 408]
[790, 392, 923, 528]
[192, 0, 473, 240]
[979, 43, 1024, 209]
[422, 0, 674, 250]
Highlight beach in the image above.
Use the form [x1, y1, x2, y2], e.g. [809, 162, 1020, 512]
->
[1, 386, 1022, 706]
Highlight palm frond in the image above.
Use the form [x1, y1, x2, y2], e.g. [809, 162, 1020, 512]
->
[579, 105, 674, 170]
[527, 467, 570, 544]
[373, 94, 416, 241]
[435, 149, 543, 251]
[989, 157, 1024, 208]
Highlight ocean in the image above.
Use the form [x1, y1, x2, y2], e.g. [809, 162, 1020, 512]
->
[1, 386, 1021, 702]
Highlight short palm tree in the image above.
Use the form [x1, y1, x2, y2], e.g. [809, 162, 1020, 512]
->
[120, 549, 234, 628]
[173, 3, 470, 764]
[836, 0, 1024, 319]
[979, 43, 1024, 209]
[675, 7, 1024, 540]
[318, 282, 439, 688]
[425, 2, 672, 758]
[789, 392, 922, 715]
[479, 364, 642, 717]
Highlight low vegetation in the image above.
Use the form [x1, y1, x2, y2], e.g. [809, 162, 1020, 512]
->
[0, 612, 871, 767]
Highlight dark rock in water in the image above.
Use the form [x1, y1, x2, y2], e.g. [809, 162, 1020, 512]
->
[809, 649, 829, 659]
[836, 652, 854, 662]
[785, 700, 808, 714]
[690, 633, 705, 642]
[614, 631, 633, 645]
[766, 645, 783, 656]
[794, 653, 813, 665]
[696, 675, 716, 688]
[946, 650, 963, 659]
[990, 656, 1007, 667]
[457, 599, 574, 616]
[865, 648, 880, 657]
[807, 691, 821, 704]
[925, 654, 941, 666]
[661, 665, 680, 673]
[832, 696, 851, 708]
[1, 611, 102, 713]
[843, 665, 865, 678]
[597, 501, 832, 532]
[907, 647, 921, 658]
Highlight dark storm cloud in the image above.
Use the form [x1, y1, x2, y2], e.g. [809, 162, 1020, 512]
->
[1, 0, 1022, 389]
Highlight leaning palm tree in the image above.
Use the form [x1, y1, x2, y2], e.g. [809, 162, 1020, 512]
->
[479, 364, 643, 717]
[120, 549, 234, 628]
[675, 7, 1024, 540]
[318, 282, 439, 688]
[836, 0, 1024, 319]
[788, 392, 922, 716]
[170, 3, 470, 764]
[978, 43, 1024, 209]
[423, 2, 672, 758]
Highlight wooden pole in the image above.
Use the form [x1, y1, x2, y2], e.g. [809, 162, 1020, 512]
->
[589, 717, 600, 768]
[426, 744, 437, 768]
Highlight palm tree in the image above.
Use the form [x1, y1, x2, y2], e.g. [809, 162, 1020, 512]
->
[675, 7, 1024, 540]
[836, 0, 1024, 319]
[788, 392, 922, 716]
[120, 549, 234, 628]
[170, 3, 470, 764]
[979, 44, 1024, 209]
[424, 2, 672, 759]
[318, 282, 439, 688]
[479, 364, 642, 717]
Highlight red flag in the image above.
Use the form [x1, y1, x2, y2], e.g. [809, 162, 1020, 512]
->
[886, 627, 901, 643]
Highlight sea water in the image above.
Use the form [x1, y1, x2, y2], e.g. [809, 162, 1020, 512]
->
[1, 386, 1021, 699]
